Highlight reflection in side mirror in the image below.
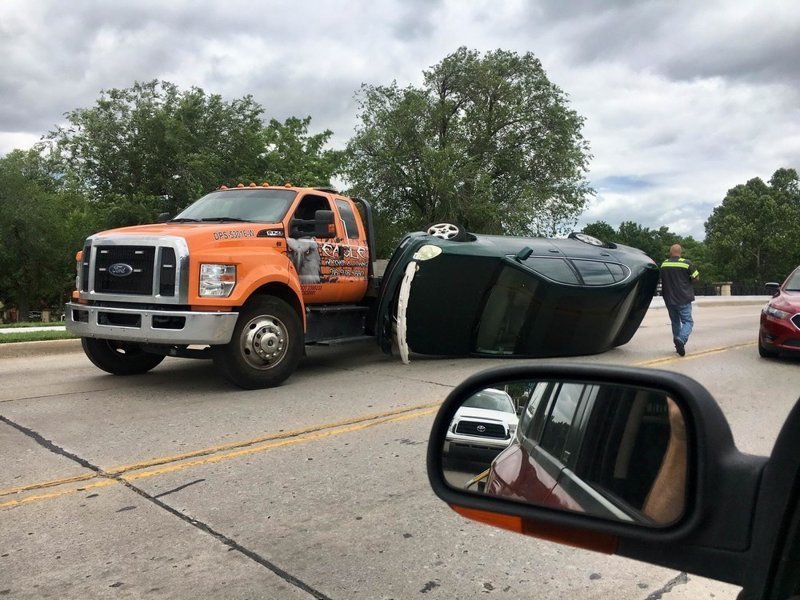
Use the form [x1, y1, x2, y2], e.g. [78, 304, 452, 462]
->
[440, 380, 688, 527]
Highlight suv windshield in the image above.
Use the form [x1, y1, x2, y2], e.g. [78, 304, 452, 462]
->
[174, 189, 297, 223]
[463, 389, 515, 413]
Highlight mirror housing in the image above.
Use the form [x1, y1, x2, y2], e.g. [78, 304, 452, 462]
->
[765, 282, 780, 296]
[427, 363, 768, 586]
[314, 210, 336, 239]
[157, 212, 171, 223]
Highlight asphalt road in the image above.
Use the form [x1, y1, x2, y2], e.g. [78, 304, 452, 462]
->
[1, 301, 798, 599]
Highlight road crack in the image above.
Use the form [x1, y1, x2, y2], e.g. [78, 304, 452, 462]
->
[643, 572, 689, 599]
[0, 415, 332, 600]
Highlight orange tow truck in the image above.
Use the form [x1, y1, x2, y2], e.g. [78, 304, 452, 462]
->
[65, 183, 382, 389]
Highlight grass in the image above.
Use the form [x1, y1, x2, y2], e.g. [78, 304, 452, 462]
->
[1, 321, 66, 329]
[0, 330, 77, 344]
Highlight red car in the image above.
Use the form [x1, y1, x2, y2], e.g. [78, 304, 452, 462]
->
[480, 380, 681, 525]
[759, 265, 800, 357]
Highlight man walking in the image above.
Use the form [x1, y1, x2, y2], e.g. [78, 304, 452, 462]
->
[660, 244, 699, 356]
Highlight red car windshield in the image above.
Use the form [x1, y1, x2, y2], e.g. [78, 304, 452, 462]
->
[784, 268, 800, 292]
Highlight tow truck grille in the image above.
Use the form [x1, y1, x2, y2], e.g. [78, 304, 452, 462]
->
[95, 246, 155, 295]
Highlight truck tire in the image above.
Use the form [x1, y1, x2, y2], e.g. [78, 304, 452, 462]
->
[213, 296, 303, 389]
[81, 338, 165, 375]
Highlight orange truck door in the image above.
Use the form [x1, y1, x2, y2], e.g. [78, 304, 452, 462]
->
[286, 193, 369, 304]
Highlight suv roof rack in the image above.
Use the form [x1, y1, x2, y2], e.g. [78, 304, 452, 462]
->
[315, 187, 340, 194]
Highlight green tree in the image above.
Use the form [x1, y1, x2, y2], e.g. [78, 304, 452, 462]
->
[582, 220, 669, 261]
[581, 220, 720, 280]
[705, 169, 800, 282]
[0, 150, 92, 319]
[678, 236, 720, 284]
[42, 81, 266, 217]
[259, 116, 344, 187]
[42, 81, 343, 223]
[581, 221, 616, 242]
[345, 47, 593, 255]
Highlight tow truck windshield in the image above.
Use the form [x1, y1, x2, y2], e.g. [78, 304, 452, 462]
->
[174, 189, 298, 223]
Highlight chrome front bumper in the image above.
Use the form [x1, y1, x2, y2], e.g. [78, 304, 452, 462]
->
[65, 303, 239, 345]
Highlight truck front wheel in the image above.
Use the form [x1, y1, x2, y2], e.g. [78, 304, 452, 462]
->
[213, 296, 303, 389]
[81, 338, 165, 375]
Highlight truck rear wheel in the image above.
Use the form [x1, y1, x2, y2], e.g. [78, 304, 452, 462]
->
[81, 338, 165, 375]
[213, 296, 303, 389]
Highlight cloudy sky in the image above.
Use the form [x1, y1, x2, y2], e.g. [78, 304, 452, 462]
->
[1, 0, 798, 239]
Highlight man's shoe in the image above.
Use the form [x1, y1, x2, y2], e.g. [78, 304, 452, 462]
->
[674, 337, 686, 356]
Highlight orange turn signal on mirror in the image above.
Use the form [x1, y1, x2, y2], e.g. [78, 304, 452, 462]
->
[450, 506, 619, 555]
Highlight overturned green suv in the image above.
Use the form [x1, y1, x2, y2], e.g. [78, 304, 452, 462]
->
[375, 230, 659, 360]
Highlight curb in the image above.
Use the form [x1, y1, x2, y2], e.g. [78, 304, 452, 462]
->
[649, 297, 768, 310]
[0, 338, 82, 359]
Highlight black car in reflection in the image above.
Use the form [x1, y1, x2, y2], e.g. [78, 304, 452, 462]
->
[375, 230, 659, 359]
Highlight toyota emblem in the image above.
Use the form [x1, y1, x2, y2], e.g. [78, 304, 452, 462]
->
[476, 425, 486, 433]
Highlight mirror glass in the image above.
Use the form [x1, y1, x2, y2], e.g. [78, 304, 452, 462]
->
[441, 380, 688, 526]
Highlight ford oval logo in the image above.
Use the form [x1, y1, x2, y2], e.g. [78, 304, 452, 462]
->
[108, 263, 134, 277]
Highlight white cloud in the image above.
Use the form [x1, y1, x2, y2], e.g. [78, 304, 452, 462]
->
[0, 0, 797, 240]
[0, 132, 41, 156]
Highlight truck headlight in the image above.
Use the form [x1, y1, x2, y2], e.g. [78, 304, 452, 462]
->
[200, 264, 236, 297]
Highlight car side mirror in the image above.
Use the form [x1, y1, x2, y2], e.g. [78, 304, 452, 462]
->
[514, 247, 533, 261]
[427, 363, 774, 586]
[157, 212, 171, 223]
[765, 282, 780, 296]
[437, 373, 689, 527]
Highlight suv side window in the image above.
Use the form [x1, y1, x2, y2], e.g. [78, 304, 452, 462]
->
[520, 257, 580, 284]
[539, 383, 584, 463]
[572, 260, 630, 285]
[520, 383, 550, 443]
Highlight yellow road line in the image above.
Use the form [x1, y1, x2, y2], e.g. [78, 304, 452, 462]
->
[1, 340, 757, 510]
[0, 400, 441, 499]
[0, 479, 116, 510]
[0, 472, 99, 497]
[632, 341, 755, 367]
[106, 400, 441, 476]
[0, 406, 439, 510]
[123, 408, 438, 483]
